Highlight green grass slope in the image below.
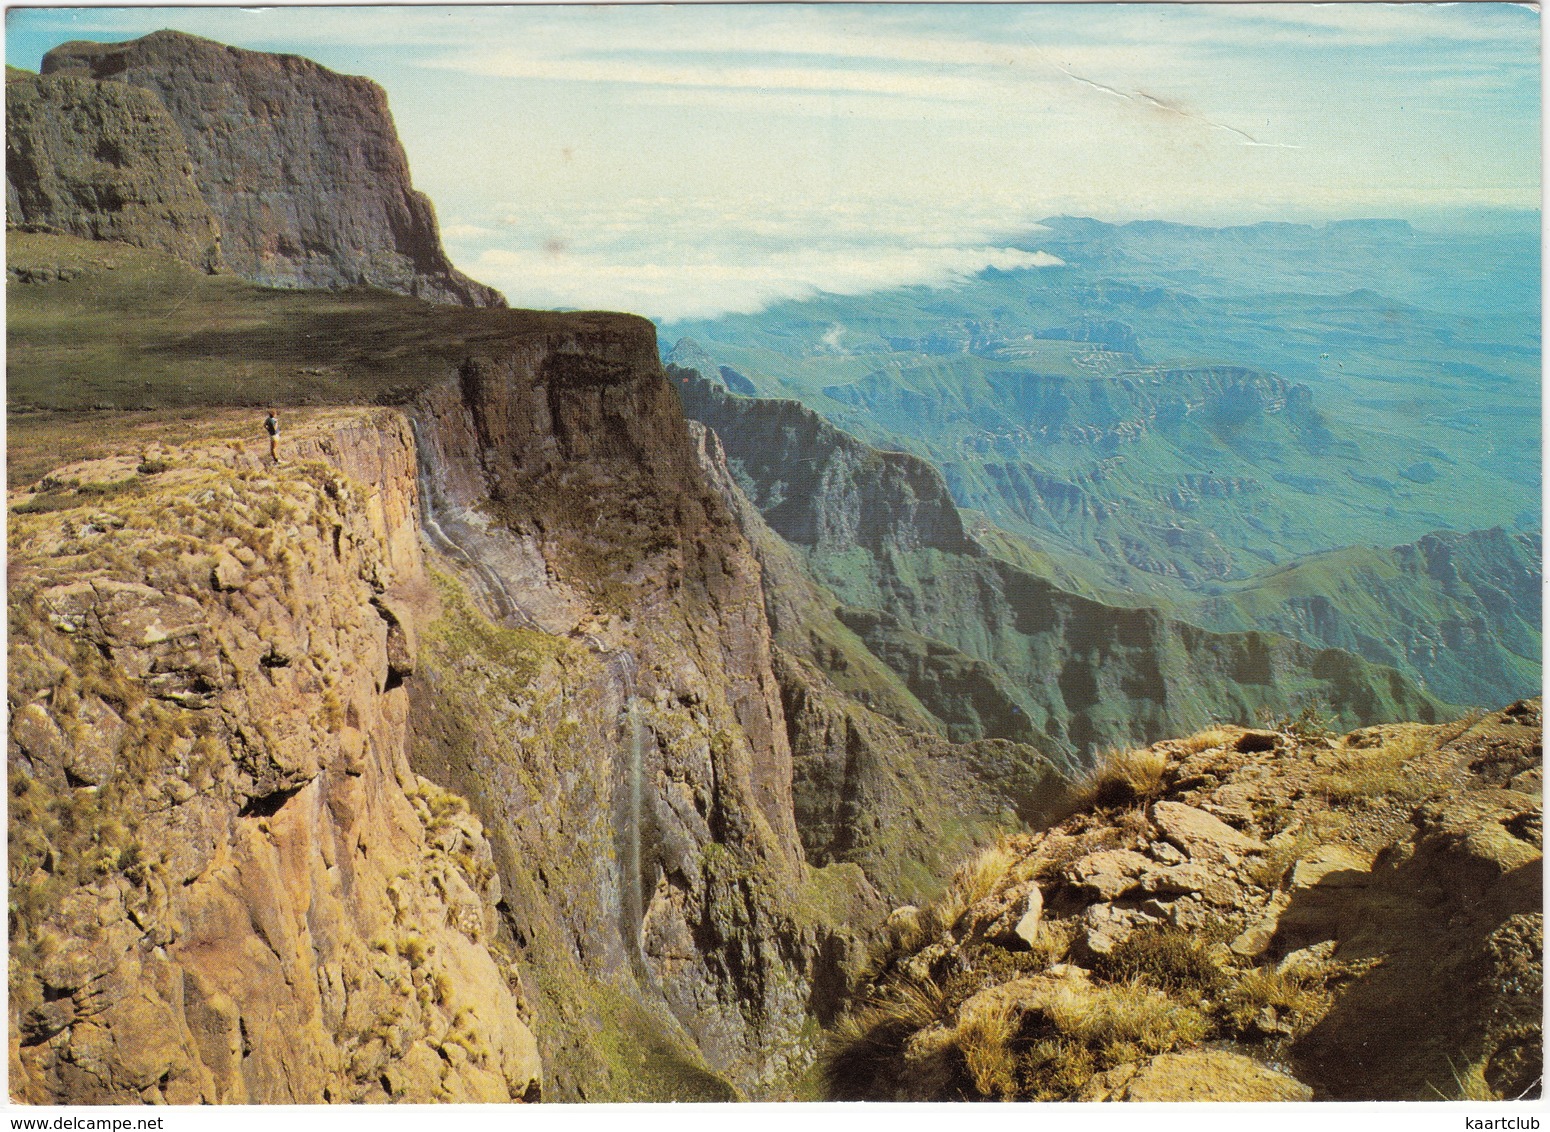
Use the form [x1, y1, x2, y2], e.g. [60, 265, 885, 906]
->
[6, 231, 640, 415]
[1184, 527, 1541, 707]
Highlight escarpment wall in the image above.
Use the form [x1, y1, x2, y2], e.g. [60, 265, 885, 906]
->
[689, 419, 1068, 906]
[5, 71, 222, 271]
[675, 368, 979, 556]
[8, 411, 540, 1103]
[676, 367, 1449, 758]
[37, 31, 502, 307]
[399, 319, 858, 1097]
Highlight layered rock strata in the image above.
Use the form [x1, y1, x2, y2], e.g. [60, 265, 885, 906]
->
[34, 31, 500, 306]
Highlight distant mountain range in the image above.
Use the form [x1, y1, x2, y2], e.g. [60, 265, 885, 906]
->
[664, 214, 1540, 709]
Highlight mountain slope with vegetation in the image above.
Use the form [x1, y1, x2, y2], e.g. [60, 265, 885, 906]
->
[661, 215, 1540, 711]
[677, 367, 1450, 760]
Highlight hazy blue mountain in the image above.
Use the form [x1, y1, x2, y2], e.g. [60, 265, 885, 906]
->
[663, 215, 1539, 587]
[665, 215, 1540, 710]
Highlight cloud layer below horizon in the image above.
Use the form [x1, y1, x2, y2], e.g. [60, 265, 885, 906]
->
[7, 4, 1539, 319]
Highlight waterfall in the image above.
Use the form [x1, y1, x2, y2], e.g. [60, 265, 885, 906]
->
[409, 412, 652, 979]
[621, 693, 649, 978]
[602, 646, 649, 979]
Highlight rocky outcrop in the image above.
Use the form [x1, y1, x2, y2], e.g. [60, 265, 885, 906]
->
[1082, 1050, 1312, 1102]
[8, 411, 540, 1103]
[6, 70, 221, 271]
[822, 703, 1541, 1101]
[39, 31, 501, 307]
[6, 213, 893, 1095]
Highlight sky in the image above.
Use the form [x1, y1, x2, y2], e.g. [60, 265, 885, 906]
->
[5, 3, 1542, 320]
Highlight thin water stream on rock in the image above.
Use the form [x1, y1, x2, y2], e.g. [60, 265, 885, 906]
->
[409, 413, 536, 629]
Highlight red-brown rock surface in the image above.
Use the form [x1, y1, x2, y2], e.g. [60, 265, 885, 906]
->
[8, 412, 540, 1102]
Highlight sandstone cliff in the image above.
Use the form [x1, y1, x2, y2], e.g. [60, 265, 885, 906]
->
[6, 69, 221, 273]
[33, 32, 500, 307]
[7, 295, 883, 1099]
[9, 411, 540, 1102]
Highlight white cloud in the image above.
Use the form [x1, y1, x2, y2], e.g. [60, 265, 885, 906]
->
[427, 47, 1015, 103]
[467, 242, 1065, 322]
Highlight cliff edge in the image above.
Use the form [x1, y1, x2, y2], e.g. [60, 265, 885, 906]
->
[9, 411, 541, 1102]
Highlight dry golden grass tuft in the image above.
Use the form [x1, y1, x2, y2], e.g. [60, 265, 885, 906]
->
[1175, 727, 1237, 754]
[822, 979, 949, 1100]
[1043, 979, 1210, 1063]
[1019, 1037, 1096, 1100]
[1318, 730, 1433, 805]
[1073, 745, 1171, 810]
[929, 837, 1021, 936]
[956, 994, 1020, 1098]
[1025, 918, 1077, 968]
[1219, 966, 1332, 1034]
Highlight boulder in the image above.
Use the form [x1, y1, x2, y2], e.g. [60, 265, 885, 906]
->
[1230, 893, 1290, 958]
[1115, 1050, 1313, 1101]
[1289, 844, 1371, 889]
[1079, 902, 1158, 957]
[1138, 862, 1214, 896]
[1152, 800, 1267, 859]
[1011, 885, 1043, 948]
[1066, 849, 1151, 900]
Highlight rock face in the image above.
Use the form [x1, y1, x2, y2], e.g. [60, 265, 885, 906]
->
[8, 412, 540, 1103]
[37, 32, 501, 307]
[693, 421, 1068, 904]
[6, 70, 221, 271]
[675, 366, 979, 557]
[4, 338, 879, 1101]
[821, 704, 1542, 1101]
[401, 318, 842, 1097]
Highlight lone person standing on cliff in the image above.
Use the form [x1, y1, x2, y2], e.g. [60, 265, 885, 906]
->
[264, 409, 280, 465]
